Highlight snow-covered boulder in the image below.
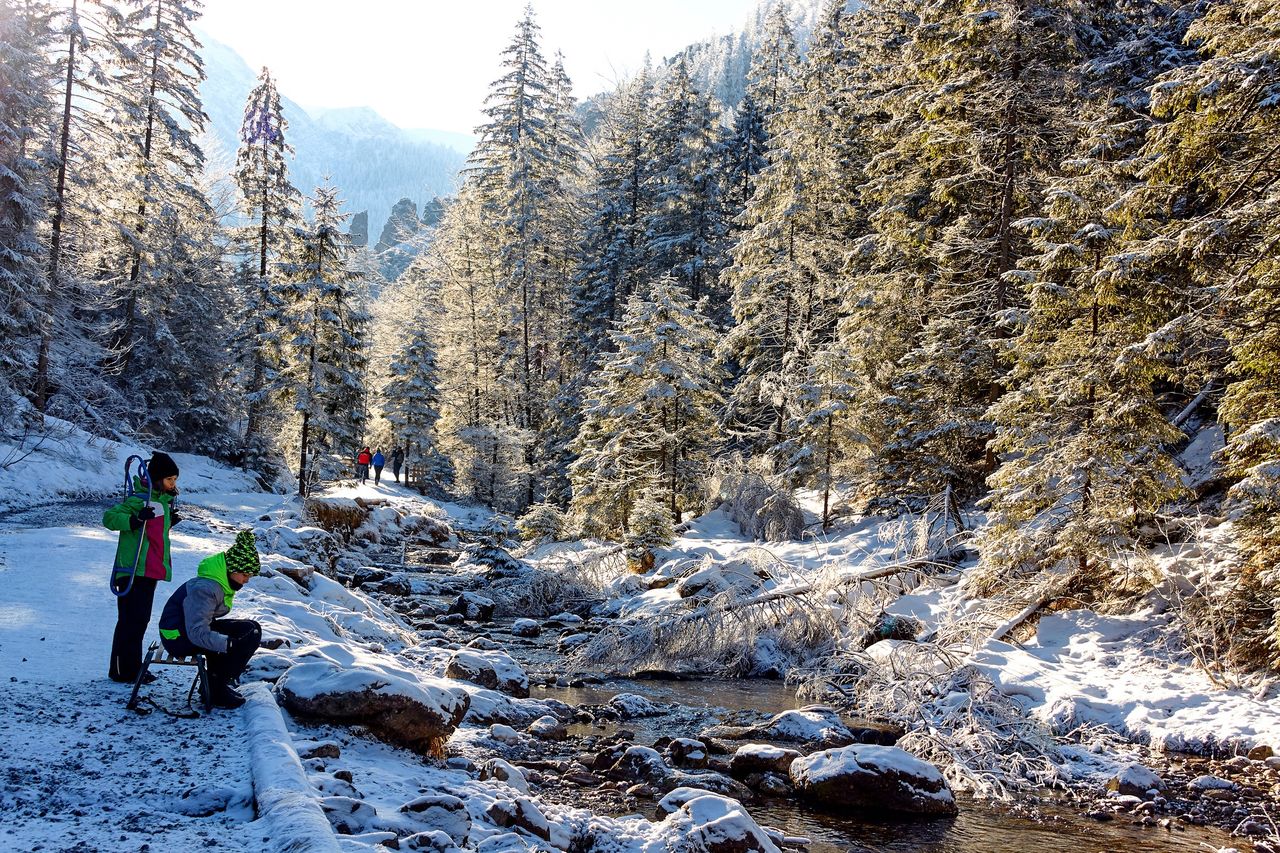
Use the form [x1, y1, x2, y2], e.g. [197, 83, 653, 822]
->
[480, 758, 529, 793]
[510, 618, 541, 638]
[557, 632, 592, 652]
[546, 611, 583, 626]
[445, 649, 529, 697]
[729, 744, 804, 779]
[448, 591, 496, 622]
[400, 830, 463, 852]
[646, 793, 780, 853]
[488, 724, 522, 744]
[609, 692, 663, 719]
[276, 661, 469, 755]
[676, 560, 762, 599]
[485, 796, 550, 841]
[790, 744, 956, 816]
[1107, 763, 1163, 797]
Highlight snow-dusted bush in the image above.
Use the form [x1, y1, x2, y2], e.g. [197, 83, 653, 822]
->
[624, 494, 674, 571]
[712, 463, 804, 542]
[516, 502, 566, 546]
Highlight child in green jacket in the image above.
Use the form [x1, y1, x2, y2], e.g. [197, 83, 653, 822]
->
[104, 451, 181, 683]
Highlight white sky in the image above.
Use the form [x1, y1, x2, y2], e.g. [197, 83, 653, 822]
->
[199, 0, 758, 135]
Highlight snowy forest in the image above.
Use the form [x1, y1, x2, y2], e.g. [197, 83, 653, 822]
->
[4, 0, 1280, 847]
[5, 0, 1278, 666]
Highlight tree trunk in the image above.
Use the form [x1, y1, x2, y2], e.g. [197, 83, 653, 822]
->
[37, 0, 79, 413]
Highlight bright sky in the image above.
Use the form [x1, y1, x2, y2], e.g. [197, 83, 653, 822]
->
[199, 0, 758, 135]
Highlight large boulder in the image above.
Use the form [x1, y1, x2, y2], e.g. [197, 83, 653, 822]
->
[789, 744, 956, 816]
[1106, 763, 1163, 798]
[704, 705, 856, 750]
[445, 649, 529, 697]
[277, 661, 469, 755]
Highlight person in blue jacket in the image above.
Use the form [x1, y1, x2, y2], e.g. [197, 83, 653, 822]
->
[372, 448, 386, 485]
[158, 530, 263, 709]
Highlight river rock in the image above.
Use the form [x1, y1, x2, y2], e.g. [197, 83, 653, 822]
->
[558, 633, 592, 652]
[445, 649, 529, 697]
[400, 793, 471, 842]
[610, 692, 663, 718]
[276, 660, 469, 755]
[546, 611, 584, 626]
[466, 636, 503, 651]
[730, 744, 803, 779]
[400, 830, 462, 852]
[511, 618, 541, 638]
[448, 592, 495, 622]
[668, 738, 709, 769]
[481, 758, 529, 793]
[489, 724, 522, 744]
[319, 795, 377, 835]
[528, 715, 568, 741]
[1106, 763, 1163, 797]
[647, 792, 780, 853]
[485, 796, 550, 841]
[704, 705, 855, 750]
[1249, 745, 1275, 761]
[790, 744, 957, 816]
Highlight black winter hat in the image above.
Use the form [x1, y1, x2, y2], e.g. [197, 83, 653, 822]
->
[225, 530, 261, 576]
[148, 451, 180, 481]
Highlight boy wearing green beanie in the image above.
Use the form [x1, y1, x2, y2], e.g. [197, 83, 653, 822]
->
[157, 530, 263, 709]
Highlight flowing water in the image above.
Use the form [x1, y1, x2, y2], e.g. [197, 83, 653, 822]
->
[478, 618, 1238, 853]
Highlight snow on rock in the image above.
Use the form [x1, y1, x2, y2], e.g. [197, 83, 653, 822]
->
[610, 692, 664, 718]
[1106, 763, 1163, 797]
[510, 618, 541, 637]
[399, 794, 472, 843]
[729, 743, 804, 779]
[676, 560, 762, 599]
[276, 652, 469, 755]
[485, 796, 551, 841]
[546, 611, 584, 626]
[480, 758, 529, 793]
[488, 724, 522, 744]
[790, 744, 957, 816]
[705, 706, 855, 749]
[666, 737, 709, 768]
[645, 793, 781, 853]
[1190, 774, 1235, 790]
[527, 714, 568, 740]
[243, 683, 343, 852]
[448, 591, 496, 622]
[444, 649, 529, 697]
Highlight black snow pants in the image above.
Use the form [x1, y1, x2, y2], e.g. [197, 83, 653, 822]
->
[162, 619, 262, 685]
[109, 576, 158, 682]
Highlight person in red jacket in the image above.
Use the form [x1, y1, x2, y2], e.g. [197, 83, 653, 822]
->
[355, 446, 372, 483]
[104, 451, 182, 683]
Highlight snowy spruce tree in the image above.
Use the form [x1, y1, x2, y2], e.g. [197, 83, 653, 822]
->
[278, 184, 369, 495]
[570, 276, 722, 537]
[0, 0, 56, 416]
[232, 65, 301, 458]
[382, 316, 450, 489]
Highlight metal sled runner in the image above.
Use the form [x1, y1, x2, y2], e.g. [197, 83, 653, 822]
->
[126, 641, 213, 716]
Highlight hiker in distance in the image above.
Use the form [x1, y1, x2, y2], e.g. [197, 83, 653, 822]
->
[356, 446, 372, 483]
[372, 447, 385, 485]
[104, 451, 182, 683]
[158, 530, 263, 710]
[391, 445, 405, 484]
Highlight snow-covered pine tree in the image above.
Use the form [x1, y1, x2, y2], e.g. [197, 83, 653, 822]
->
[856, 0, 1087, 510]
[641, 57, 730, 312]
[747, 2, 800, 135]
[0, 0, 56, 417]
[101, 0, 211, 385]
[464, 5, 582, 509]
[718, 92, 768, 223]
[569, 276, 722, 537]
[382, 312, 449, 489]
[278, 183, 368, 495]
[718, 0, 850, 462]
[978, 3, 1197, 593]
[1129, 0, 1280, 662]
[571, 64, 655, 360]
[232, 65, 301, 455]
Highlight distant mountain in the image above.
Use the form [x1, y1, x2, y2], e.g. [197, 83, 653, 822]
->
[197, 32, 467, 232]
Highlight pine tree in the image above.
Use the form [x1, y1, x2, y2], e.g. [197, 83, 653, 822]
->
[232, 65, 301, 453]
[383, 317, 446, 484]
[570, 276, 722, 536]
[0, 0, 56, 415]
[278, 183, 368, 495]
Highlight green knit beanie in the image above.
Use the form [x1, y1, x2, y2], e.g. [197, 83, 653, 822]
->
[225, 530, 261, 576]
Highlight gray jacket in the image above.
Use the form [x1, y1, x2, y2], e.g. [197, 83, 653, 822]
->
[183, 577, 232, 653]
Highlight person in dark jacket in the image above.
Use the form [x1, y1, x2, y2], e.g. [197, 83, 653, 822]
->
[372, 448, 385, 484]
[158, 530, 263, 709]
[391, 446, 405, 483]
[104, 451, 182, 683]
